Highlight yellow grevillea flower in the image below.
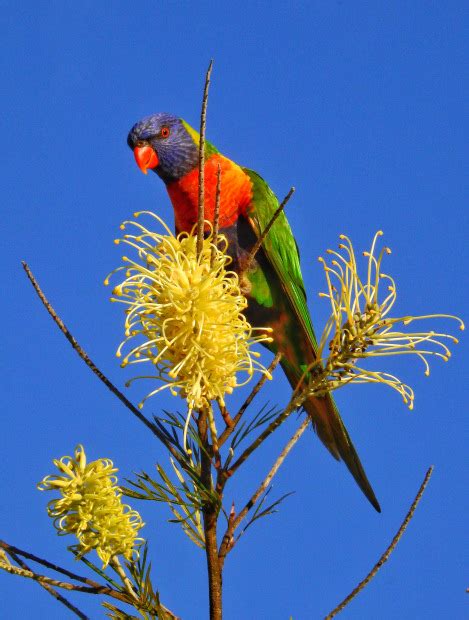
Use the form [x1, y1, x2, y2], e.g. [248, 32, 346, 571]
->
[38, 445, 144, 568]
[314, 231, 464, 408]
[106, 212, 272, 413]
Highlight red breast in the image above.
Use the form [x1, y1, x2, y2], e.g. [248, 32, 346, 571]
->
[167, 154, 253, 232]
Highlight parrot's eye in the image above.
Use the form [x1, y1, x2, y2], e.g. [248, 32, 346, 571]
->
[160, 126, 170, 139]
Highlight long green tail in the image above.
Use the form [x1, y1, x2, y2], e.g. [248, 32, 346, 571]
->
[282, 362, 381, 512]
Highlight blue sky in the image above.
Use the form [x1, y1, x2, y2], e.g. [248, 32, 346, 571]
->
[1, 2, 467, 618]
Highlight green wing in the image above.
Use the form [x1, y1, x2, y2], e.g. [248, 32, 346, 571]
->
[243, 167, 319, 352]
[242, 168, 381, 512]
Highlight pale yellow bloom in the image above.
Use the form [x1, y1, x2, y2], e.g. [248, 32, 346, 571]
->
[38, 445, 144, 568]
[106, 212, 272, 414]
[313, 231, 464, 408]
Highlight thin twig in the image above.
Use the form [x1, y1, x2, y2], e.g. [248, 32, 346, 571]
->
[111, 558, 179, 620]
[207, 404, 221, 469]
[197, 59, 214, 257]
[198, 409, 223, 620]
[324, 466, 434, 619]
[218, 402, 234, 428]
[21, 262, 191, 475]
[1, 540, 179, 619]
[225, 386, 303, 478]
[243, 187, 295, 273]
[210, 163, 222, 266]
[0, 540, 98, 585]
[233, 417, 309, 532]
[196, 69, 223, 620]
[218, 352, 282, 447]
[219, 416, 309, 566]
[110, 557, 137, 601]
[0, 562, 119, 596]
[4, 549, 89, 619]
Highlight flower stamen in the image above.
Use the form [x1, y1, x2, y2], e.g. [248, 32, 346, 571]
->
[38, 445, 144, 568]
[312, 232, 463, 409]
[107, 214, 272, 421]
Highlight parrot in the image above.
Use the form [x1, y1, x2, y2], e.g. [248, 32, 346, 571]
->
[127, 113, 381, 512]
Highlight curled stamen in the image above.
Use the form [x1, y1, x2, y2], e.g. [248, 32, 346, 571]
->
[38, 445, 144, 568]
[312, 231, 462, 409]
[107, 212, 272, 420]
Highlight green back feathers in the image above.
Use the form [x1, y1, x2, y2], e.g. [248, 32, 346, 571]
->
[243, 168, 319, 352]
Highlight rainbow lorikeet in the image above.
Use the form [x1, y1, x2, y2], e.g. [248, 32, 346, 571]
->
[127, 113, 381, 512]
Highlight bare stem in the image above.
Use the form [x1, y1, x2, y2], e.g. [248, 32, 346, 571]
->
[0, 561, 119, 596]
[210, 163, 222, 266]
[225, 387, 302, 479]
[21, 261, 193, 476]
[110, 556, 137, 601]
[0, 539, 98, 585]
[243, 187, 295, 273]
[207, 404, 221, 469]
[198, 410, 223, 620]
[0, 540, 178, 619]
[2, 548, 88, 619]
[234, 417, 309, 533]
[218, 352, 282, 448]
[219, 417, 309, 566]
[218, 402, 234, 428]
[324, 466, 434, 619]
[197, 59, 214, 257]
[196, 72, 221, 620]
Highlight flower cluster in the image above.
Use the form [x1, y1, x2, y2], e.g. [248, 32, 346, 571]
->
[38, 445, 144, 568]
[106, 212, 272, 412]
[311, 231, 464, 408]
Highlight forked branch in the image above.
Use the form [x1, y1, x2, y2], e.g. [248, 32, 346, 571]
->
[0, 539, 178, 619]
[219, 416, 309, 566]
[1, 546, 88, 619]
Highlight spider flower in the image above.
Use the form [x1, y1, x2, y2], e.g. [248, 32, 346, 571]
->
[313, 231, 464, 408]
[38, 445, 144, 568]
[106, 212, 272, 412]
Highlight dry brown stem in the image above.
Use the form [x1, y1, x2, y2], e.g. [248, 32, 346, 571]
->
[197, 59, 214, 257]
[218, 352, 282, 448]
[1, 545, 88, 619]
[324, 466, 434, 619]
[243, 187, 295, 272]
[21, 261, 193, 477]
[219, 416, 309, 567]
[198, 410, 223, 620]
[0, 539, 178, 619]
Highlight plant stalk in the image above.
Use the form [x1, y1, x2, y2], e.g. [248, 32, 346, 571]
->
[199, 409, 223, 620]
[203, 511, 222, 620]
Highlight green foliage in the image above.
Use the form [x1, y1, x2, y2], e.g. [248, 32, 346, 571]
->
[237, 487, 294, 543]
[102, 546, 170, 619]
[122, 459, 207, 548]
[230, 403, 281, 451]
[69, 547, 122, 590]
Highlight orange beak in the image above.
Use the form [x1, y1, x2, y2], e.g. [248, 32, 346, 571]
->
[133, 145, 159, 174]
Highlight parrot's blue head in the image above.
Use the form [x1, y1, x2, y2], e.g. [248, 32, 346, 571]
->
[127, 113, 199, 183]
